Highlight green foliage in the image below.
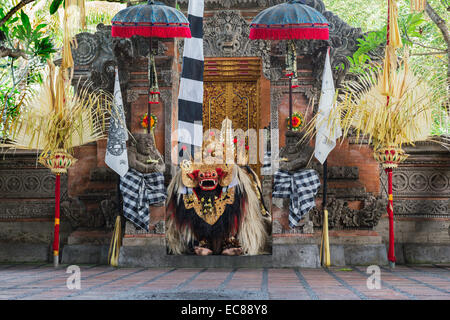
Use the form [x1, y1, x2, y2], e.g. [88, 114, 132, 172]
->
[86, 11, 116, 27]
[0, 3, 58, 138]
[343, 27, 386, 74]
[49, 0, 64, 15]
[326, 0, 449, 136]
[0, 8, 57, 61]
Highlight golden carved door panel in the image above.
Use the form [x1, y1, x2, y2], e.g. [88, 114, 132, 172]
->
[203, 81, 258, 134]
[202, 58, 262, 174]
[203, 80, 260, 174]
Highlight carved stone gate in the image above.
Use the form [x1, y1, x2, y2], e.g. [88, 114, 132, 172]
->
[0, 0, 448, 265]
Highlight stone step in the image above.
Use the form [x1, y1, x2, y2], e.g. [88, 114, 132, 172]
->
[117, 234, 388, 268]
[61, 244, 109, 265]
[0, 242, 50, 263]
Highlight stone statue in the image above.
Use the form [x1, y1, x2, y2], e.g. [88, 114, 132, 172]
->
[128, 133, 165, 173]
[279, 130, 314, 172]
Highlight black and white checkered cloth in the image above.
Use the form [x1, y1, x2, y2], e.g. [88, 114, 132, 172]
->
[273, 169, 321, 228]
[119, 169, 167, 231]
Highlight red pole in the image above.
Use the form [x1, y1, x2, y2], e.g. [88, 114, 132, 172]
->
[385, 0, 395, 268]
[385, 168, 396, 267]
[53, 174, 61, 267]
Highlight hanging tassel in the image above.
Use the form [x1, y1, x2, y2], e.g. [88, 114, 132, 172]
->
[285, 40, 300, 88]
[148, 54, 160, 105]
[320, 209, 331, 267]
[411, 0, 426, 12]
[381, 0, 402, 96]
[78, 0, 86, 31]
[388, 0, 402, 49]
[381, 46, 398, 96]
[108, 216, 122, 267]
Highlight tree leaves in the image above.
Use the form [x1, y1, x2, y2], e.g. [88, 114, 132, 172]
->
[20, 10, 31, 35]
[50, 0, 64, 15]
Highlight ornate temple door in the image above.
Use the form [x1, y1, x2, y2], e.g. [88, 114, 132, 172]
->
[203, 58, 261, 175]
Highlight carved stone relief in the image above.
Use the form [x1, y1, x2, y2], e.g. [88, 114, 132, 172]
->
[177, 10, 272, 79]
[72, 24, 117, 92]
[72, 24, 170, 93]
[0, 201, 55, 220]
[394, 200, 449, 218]
[310, 196, 384, 229]
[124, 219, 165, 235]
[60, 196, 118, 230]
[269, 87, 282, 174]
[310, 162, 359, 180]
[0, 155, 70, 221]
[380, 167, 450, 198]
[0, 168, 67, 199]
[378, 140, 450, 217]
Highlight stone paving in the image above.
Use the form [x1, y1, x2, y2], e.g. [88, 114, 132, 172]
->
[0, 263, 449, 300]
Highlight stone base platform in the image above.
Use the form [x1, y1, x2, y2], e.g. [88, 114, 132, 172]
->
[0, 242, 51, 263]
[7, 229, 448, 266]
[117, 231, 390, 268]
[61, 230, 112, 265]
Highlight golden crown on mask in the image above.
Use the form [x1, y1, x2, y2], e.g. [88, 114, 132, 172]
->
[181, 118, 250, 188]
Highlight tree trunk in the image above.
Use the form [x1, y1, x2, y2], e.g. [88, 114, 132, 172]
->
[0, 0, 36, 28]
[425, 2, 450, 115]
[0, 45, 27, 59]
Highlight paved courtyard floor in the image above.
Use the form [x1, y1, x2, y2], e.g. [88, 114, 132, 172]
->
[0, 263, 449, 300]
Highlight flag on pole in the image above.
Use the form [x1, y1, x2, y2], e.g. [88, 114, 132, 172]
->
[177, 0, 204, 154]
[314, 48, 341, 164]
[105, 67, 129, 177]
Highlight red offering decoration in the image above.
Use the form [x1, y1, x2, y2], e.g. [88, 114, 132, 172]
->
[140, 113, 157, 130]
[286, 111, 304, 131]
[386, 168, 395, 263]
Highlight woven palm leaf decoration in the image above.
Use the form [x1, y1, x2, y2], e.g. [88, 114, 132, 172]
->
[2, 0, 111, 267]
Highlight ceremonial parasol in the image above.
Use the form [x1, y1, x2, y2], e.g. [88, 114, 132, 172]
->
[111, 0, 191, 133]
[250, 0, 331, 266]
[249, 0, 329, 129]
